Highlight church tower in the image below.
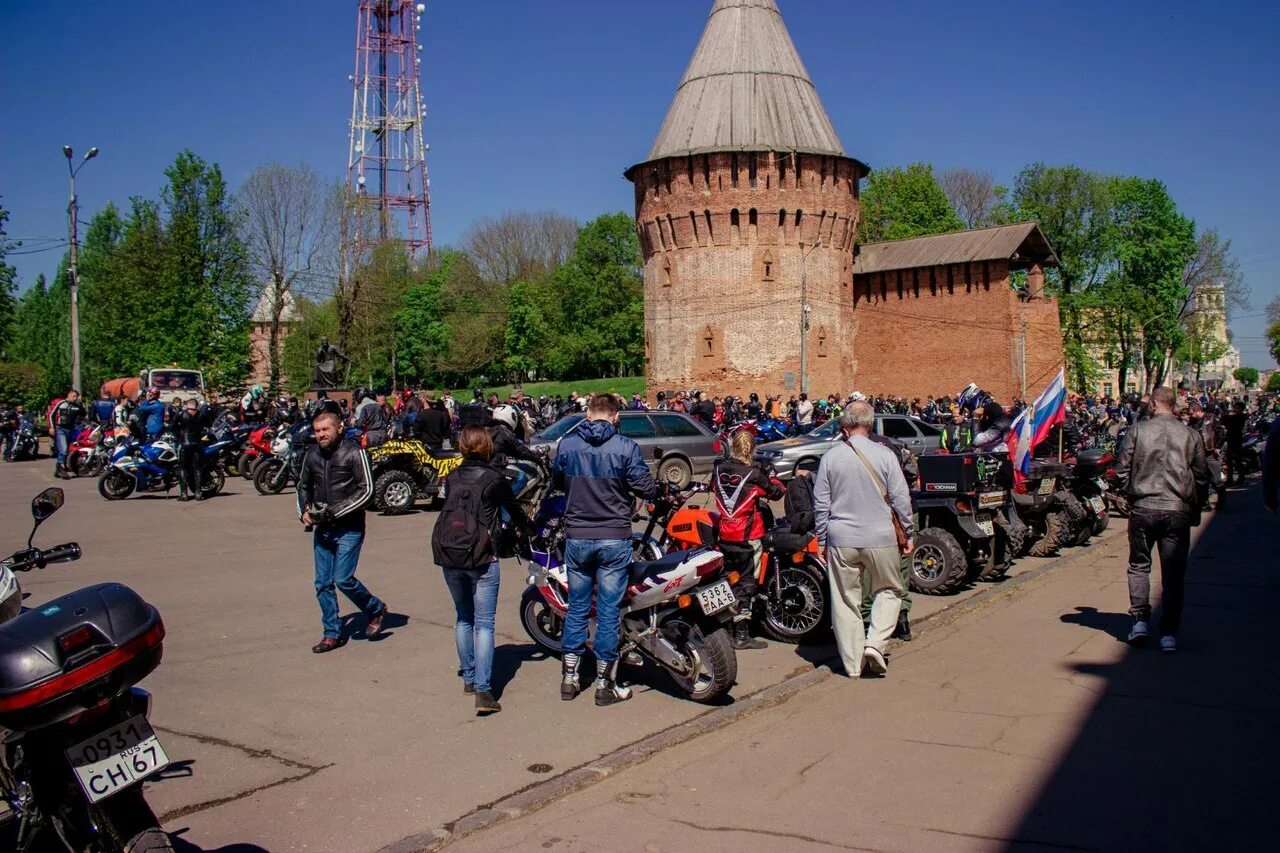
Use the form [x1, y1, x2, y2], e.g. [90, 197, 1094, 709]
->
[626, 0, 866, 396]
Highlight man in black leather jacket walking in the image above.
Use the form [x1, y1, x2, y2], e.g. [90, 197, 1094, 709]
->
[298, 411, 388, 653]
[171, 399, 214, 501]
[1115, 387, 1211, 653]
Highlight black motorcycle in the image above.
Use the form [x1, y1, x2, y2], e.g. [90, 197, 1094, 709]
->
[8, 422, 41, 462]
[0, 488, 172, 852]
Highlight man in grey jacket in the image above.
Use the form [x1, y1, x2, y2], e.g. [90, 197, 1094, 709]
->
[814, 401, 914, 677]
[1115, 387, 1210, 653]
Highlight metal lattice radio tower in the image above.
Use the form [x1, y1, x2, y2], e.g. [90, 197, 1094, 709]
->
[346, 0, 432, 254]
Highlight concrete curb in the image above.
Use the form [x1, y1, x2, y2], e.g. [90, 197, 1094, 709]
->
[379, 527, 1125, 853]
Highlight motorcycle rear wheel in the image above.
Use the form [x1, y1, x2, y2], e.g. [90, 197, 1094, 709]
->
[201, 467, 226, 499]
[759, 559, 829, 644]
[659, 615, 736, 704]
[99, 469, 136, 500]
[238, 451, 257, 479]
[519, 586, 564, 654]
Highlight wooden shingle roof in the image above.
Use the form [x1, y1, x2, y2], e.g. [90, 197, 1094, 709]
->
[853, 222, 1060, 275]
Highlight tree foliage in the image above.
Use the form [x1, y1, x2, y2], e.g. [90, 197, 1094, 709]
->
[1232, 366, 1259, 388]
[858, 163, 963, 243]
[0, 201, 17, 359]
[938, 168, 1014, 230]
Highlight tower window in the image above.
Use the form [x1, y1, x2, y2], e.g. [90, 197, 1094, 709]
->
[779, 156, 788, 187]
[704, 210, 714, 243]
[749, 154, 757, 189]
[731, 153, 739, 188]
[730, 209, 741, 245]
[748, 208, 758, 242]
[702, 155, 711, 187]
[794, 209, 803, 243]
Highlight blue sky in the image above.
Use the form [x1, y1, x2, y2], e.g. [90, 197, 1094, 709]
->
[3, 0, 1278, 367]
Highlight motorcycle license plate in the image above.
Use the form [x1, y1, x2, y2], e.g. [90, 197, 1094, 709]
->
[978, 490, 1005, 508]
[1088, 496, 1106, 515]
[695, 579, 736, 616]
[66, 715, 169, 804]
[1037, 478, 1056, 496]
[974, 513, 995, 537]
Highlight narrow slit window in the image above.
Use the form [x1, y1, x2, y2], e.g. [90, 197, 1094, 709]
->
[748, 208, 758, 242]
[731, 153, 739, 188]
[749, 154, 758, 188]
[730, 208, 741, 245]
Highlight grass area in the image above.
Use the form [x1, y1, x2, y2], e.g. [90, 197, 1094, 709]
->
[472, 376, 647, 401]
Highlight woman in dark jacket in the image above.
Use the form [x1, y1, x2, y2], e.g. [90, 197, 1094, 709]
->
[432, 425, 529, 713]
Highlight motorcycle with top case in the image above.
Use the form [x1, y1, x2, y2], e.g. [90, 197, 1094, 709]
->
[0, 488, 172, 852]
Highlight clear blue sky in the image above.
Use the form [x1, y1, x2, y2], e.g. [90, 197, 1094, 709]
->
[3, 0, 1278, 367]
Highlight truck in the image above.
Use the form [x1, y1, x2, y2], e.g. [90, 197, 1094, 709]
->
[100, 367, 206, 406]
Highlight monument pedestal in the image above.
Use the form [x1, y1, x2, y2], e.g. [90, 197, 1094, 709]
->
[306, 388, 352, 409]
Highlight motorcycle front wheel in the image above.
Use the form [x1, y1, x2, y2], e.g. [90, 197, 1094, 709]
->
[658, 614, 736, 704]
[519, 586, 564, 654]
[99, 469, 136, 500]
[201, 467, 226, 499]
[253, 460, 288, 495]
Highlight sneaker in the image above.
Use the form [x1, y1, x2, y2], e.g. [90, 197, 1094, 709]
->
[1127, 620, 1149, 644]
[1160, 636, 1177, 653]
[462, 681, 475, 695]
[862, 647, 888, 675]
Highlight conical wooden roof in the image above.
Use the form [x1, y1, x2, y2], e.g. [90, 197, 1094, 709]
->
[641, 0, 847, 165]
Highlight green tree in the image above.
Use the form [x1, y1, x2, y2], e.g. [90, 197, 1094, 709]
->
[1267, 296, 1280, 367]
[10, 268, 71, 395]
[75, 203, 129, 388]
[1267, 371, 1280, 392]
[1233, 366, 1259, 388]
[0, 201, 17, 359]
[1176, 312, 1231, 384]
[859, 163, 964, 243]
[0, 362, 47, 410]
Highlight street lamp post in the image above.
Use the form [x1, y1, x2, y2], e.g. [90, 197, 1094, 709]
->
[63, 145, 99, 394]
[798, 237, 823, 397]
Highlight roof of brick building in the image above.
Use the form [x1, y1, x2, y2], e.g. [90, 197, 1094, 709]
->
[250, 286, 302, 323]
[639, 0, 850, 165]
[853, 222, 1061, 275]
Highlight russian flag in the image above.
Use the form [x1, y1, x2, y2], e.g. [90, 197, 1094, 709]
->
[1006, 369, 1067, 483]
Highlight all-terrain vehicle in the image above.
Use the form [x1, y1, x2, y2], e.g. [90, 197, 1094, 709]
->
[368, 438, 463, 514]
[1012, 458, 1086, 558]
[910, 451, 1024, 594]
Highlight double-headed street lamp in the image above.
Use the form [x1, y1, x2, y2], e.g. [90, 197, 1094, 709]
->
[64, 144, 99, 393]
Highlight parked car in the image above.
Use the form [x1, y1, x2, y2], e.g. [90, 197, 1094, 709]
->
[754, 414, 943, 479]
[529, 411, 723, 488]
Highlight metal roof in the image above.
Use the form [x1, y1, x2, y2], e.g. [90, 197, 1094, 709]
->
[639, 0, 848, 166]
[853, 222, 1061, 275]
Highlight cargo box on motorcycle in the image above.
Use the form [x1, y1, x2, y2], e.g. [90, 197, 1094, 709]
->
[0, 583, 164, 731]
[1073, 448, 1114, 480]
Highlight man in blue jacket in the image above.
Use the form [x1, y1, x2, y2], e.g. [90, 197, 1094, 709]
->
[133, 390, 167, 439]
[552, 393, 659, 706]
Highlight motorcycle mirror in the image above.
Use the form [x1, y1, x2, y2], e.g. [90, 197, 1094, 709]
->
[653, 447, 664, 460]
[31, 487, 64, 522]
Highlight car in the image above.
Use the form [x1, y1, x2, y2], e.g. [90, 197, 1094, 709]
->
[754, 414, 943, 479]
[529, 411, 723, 488]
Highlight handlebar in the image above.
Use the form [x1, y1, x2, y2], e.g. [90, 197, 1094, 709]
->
[5, 542, 82, 573]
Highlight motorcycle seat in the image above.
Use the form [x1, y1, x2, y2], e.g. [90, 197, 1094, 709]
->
[763, 530, 813, 554]
[629, 550, 692, 583]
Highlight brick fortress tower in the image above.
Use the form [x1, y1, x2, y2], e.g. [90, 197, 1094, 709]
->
[626, 0, 867, 397]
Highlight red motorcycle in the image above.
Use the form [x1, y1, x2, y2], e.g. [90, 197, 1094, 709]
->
[236, 425, 276, 480]
[65, 424, 115, 478]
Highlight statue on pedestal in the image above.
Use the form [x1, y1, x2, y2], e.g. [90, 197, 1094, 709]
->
[312, 338, 349, 390]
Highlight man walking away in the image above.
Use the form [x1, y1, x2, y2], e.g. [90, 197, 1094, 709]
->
[552, 393, 660, 705]
[298, 411, 388, 653]
[50, 390, 85, 479]
[863, 430, 918, 641]
[172, 399, 214, 501]
[353, 387, 388, 448]
[1220, 401, 1247, 486]
[1115, 387, 1210, 653]
[814, 401, 913, 677]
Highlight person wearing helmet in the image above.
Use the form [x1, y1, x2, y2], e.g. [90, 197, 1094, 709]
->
[240, 385, 268, 423]
[353, 387, 388, 447]
[488, 404, 542, 468]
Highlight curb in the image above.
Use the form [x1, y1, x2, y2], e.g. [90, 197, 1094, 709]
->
[379, 526, 1126, 853]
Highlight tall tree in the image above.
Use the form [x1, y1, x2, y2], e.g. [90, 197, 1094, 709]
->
[0, 201, 17, 358]
[938, 168, 1012, 230]
[10, 270, 70, 394]
[75, 204, 127, 387]
[462, 211, 579, 286]
[858, 163, 964, 243]
[1266, 296, 1280, 367]
[237, 163, 327, 393]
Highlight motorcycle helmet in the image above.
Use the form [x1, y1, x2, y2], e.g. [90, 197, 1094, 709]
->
[848, 391, 867, 403]
[354, 386, 372, 404]
[492, 404, 519, 431]
[251, 385, 264, 398]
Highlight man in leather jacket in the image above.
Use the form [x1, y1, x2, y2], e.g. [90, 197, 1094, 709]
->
[353, 387, 388, 447]
[50, 390, 86, 479]
[418, 397, 453, 450]
[171, 399, 215, 501]
[1115, 387, 1210, 653]
[298, 410, 388, 653]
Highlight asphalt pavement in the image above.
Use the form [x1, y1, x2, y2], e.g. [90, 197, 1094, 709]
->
[0, 456, 1146, 852]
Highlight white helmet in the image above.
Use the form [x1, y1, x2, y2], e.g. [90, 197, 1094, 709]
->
[848, 391, 867, 403]
[492, 404, 519, 431]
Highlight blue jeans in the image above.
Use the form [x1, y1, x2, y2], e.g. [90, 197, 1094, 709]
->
[1, 431, 13, 460]
[442, 562, 501, 692]
[562, 538, 633, 665]
[313, 524, 383, 639]
[54, 428, 73, 466]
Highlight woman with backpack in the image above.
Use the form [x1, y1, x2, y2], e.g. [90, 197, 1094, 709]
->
[431, 425, 529, 714]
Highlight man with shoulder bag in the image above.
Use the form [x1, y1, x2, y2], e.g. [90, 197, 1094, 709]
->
[1116, 387, 1211, 653]
[814, 401, 914, 678]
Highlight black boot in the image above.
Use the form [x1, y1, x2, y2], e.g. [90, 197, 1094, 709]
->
[594, 659, 632, 707]
[732, 619, 768, 650]
[892, 611, 912, 641]
[561, 653, 581, 701]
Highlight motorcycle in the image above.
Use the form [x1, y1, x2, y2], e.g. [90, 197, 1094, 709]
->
[9, 421, 41, 462]
[253, 422, 314, 496]
[66, 425, 117, 479]
[0, 488, 172, 852]
[1064, 449, 1112, 546]
[237, 425, 276, 481]
[511, 461, 741, 704]
[97, 434, 228, 502]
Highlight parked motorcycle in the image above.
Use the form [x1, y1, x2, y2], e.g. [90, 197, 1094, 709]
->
[237, 426, 276, 481]
[9, 421, 41, 462]
[253, 422, 312, 496]
[0, 488, 172, 852]
[98, 435, 228, 501]
[1064, 449, 1112, 546]
[511, 462, 740, 704]
[66, 424, 117, 479]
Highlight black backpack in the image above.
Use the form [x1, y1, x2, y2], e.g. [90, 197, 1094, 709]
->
[784, 475, 816, 535]
[431, 471, 496, 570]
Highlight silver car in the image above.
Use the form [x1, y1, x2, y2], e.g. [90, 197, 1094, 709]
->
[530, 411, 722, 488]
[754, 414, 943, 479]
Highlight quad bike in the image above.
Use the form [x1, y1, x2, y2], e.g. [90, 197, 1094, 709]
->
[1063, 449, 1113, 546]
[910, 451, 1024, 594]
[1012, 459, 1083, 558]
[368, 438, 463, 515]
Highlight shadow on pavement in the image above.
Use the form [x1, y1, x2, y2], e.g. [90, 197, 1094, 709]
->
[492, 642, 544, 698]
[1004, 481, 1279, 851]
[171, 830, 271, 852]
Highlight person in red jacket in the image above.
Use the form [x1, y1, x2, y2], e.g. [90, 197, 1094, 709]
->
[713, 430, 785, 650]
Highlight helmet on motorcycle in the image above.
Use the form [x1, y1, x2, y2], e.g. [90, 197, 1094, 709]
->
[401, 388, 413, 400]
[848, 391, 867, 403]
[492, 404, 519, 431]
